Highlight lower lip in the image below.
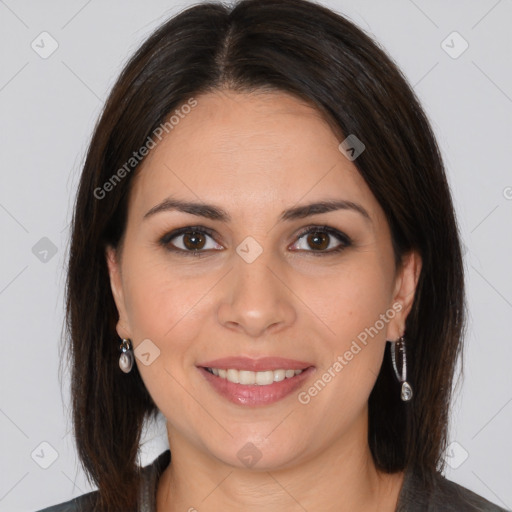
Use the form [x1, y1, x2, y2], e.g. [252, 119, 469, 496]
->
[197, 366, 315, 406]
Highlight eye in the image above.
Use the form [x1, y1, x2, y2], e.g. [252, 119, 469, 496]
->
[159, 226, 222, 256]
[159, 225, 352, 257]
[290, 226, 352, 255]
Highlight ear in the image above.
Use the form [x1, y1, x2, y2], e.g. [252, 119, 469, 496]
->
[105, 245, 132, 340]
[385, 250, 422, 341]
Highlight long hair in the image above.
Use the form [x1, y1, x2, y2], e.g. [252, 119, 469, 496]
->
[64, 0, 466, 509]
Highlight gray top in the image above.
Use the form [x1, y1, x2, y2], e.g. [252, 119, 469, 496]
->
[36, 449, 509, 511]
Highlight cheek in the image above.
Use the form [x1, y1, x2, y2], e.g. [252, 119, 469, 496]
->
[122, 249, 195, 337]
[303, 255, 394, 396]
[120, 255, 207, 416]
[120, 251, 216, 388]
[122, 240, 394, 351]
[286, 259, 394, 452]
[305, 256, 393, 341]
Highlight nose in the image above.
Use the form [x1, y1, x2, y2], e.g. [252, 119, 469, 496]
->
[216, 248, 296, 338]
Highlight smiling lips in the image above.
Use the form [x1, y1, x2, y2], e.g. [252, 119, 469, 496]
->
[197, 356, 315, 406]
[205, 367, 304, 385]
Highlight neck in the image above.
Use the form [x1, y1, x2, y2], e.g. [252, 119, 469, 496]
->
[156, 408, 404, 512]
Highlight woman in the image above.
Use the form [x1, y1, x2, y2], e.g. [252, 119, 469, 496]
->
[36, 0, 508, 510]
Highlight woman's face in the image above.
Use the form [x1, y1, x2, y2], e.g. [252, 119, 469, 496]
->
[107, 90, 421, 470]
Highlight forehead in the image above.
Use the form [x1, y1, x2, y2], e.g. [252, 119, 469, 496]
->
[127, 90, 382, 225]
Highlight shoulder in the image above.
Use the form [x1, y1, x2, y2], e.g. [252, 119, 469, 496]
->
[34, 489, 99, 512]
[433, 473, 509, 512]
[34, 449, 171, 512]
[397, 466, 509, 511]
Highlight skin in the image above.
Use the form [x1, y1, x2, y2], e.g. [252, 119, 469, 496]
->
[106, 89, 422, 512]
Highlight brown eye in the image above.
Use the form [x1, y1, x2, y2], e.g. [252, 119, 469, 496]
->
[159, 225, 351, 257]
[182, 231, 207, 250]
[291, 226, 352, 255]
[306, 231, 330, 251]
[159, 226, 222, 255]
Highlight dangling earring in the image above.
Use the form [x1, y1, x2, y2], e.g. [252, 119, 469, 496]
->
[390, 335, 413, 401]
[119, 338, 134, 373]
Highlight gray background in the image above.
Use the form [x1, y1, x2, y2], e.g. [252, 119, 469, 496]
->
[1, 0, 511, 510]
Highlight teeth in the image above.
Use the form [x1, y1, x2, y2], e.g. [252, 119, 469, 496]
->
[207, 367, 305, 385]
[226, 369, 239, 383]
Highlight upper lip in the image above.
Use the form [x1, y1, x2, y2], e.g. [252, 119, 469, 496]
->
[197, 356, 314, 372]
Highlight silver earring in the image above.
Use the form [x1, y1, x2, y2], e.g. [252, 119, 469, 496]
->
[119, 338, 134, 373]
[390, 335, 413, 401]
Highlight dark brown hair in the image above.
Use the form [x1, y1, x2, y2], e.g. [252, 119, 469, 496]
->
[64, 0, 466, 509]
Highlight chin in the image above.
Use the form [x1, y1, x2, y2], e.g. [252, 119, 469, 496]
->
[208, 432, 307, 472]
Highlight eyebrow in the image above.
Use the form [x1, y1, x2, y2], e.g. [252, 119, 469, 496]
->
[143, 197, 372, 224]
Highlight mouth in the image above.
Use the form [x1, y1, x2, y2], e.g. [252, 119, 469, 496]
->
[203, 366, 306, 385]
[196, 357, 315, 406]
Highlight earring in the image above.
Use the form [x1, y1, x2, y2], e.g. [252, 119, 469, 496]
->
[390, 335, 413, 401]
[119, 338, 134, 373]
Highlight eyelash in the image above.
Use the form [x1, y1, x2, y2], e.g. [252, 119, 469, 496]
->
[158, 225, 352, 257]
